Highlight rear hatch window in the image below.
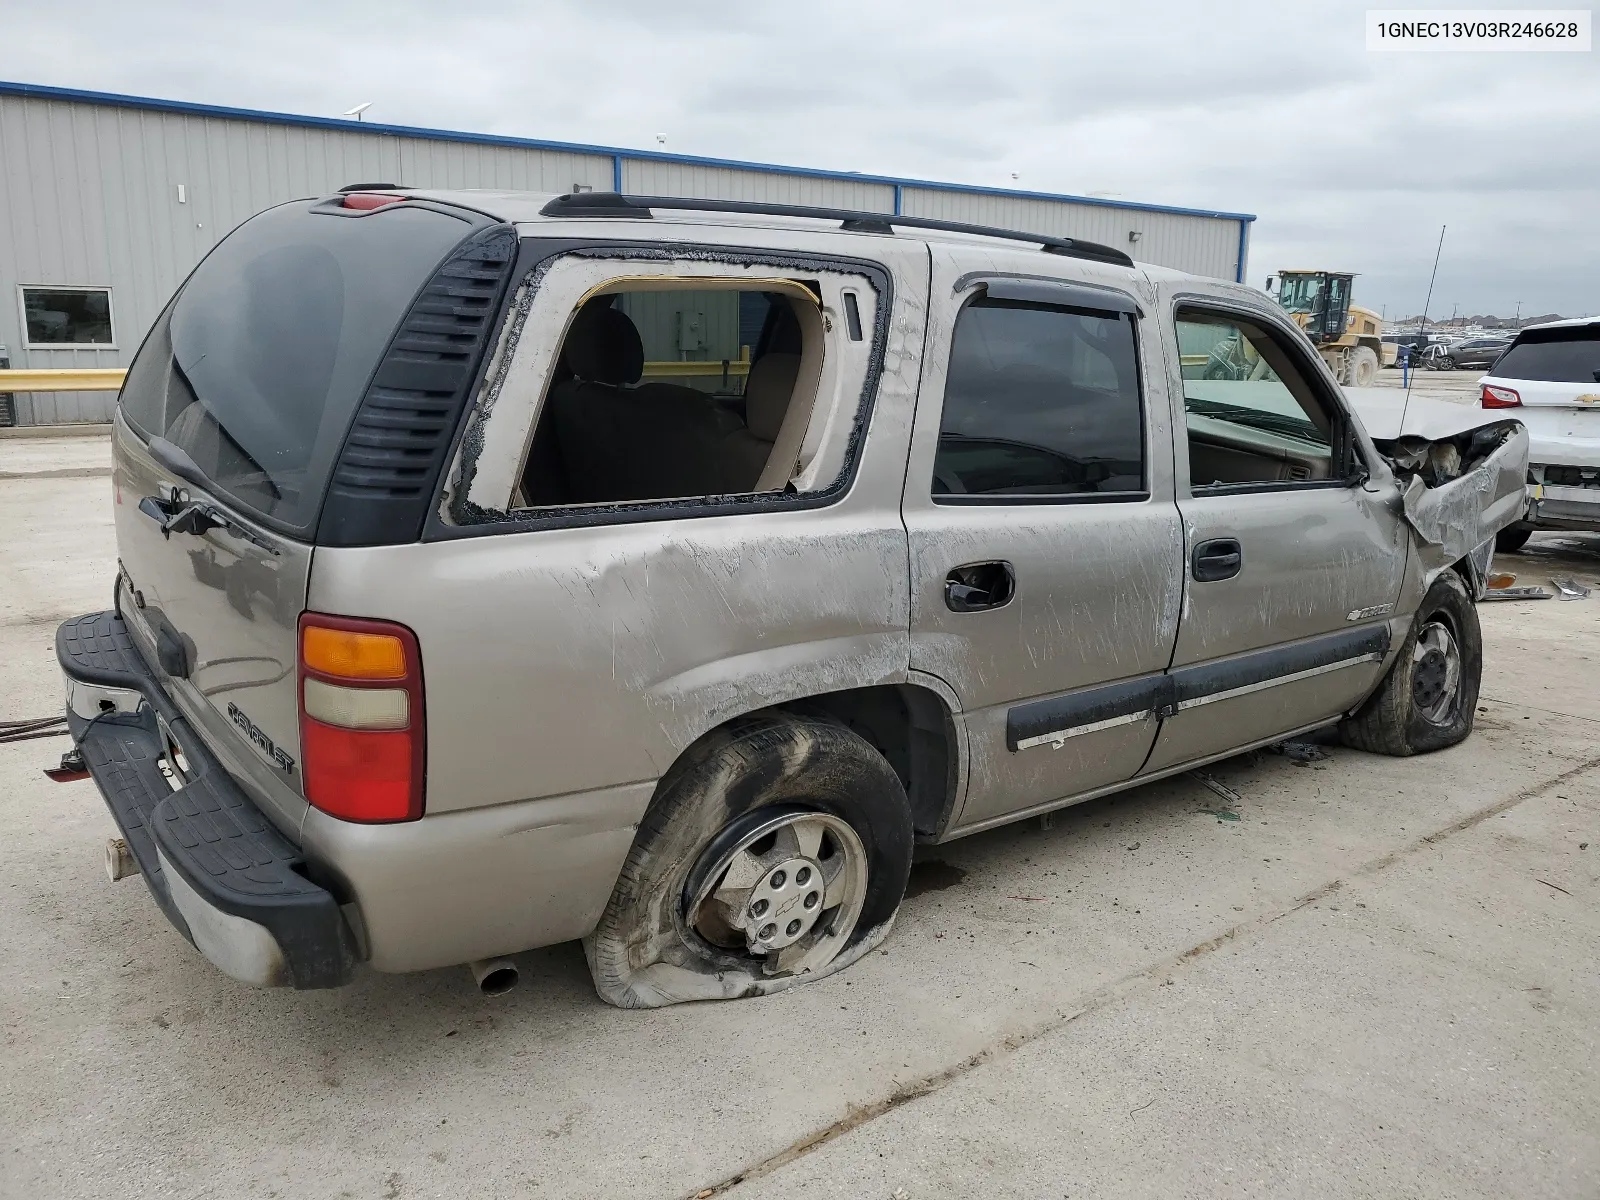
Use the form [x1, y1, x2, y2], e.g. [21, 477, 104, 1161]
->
[118, 200, 472, 536]
[1492, 326, 1600, 384]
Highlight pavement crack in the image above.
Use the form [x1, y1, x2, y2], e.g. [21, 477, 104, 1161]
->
[690, 750, 1600, 1199]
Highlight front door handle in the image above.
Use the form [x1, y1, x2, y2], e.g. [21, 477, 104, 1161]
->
[1192, 538, 1242, 582]
[945, 561, 1015, 612]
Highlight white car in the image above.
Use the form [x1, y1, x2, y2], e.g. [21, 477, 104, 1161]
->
[1478, 316, 1600, 551]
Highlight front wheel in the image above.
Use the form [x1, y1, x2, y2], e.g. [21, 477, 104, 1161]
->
[1340, 571, 1482, 756]
[1349, 345, 1380, 387]
[584, 712, 913, 1008]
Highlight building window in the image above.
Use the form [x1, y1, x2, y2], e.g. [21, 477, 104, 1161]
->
[20, 287, 115, 347]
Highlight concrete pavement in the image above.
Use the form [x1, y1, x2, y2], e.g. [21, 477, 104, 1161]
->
[0, 436, 1596, 1200]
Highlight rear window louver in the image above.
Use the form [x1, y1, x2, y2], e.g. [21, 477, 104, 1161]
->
[318, 224, 517, 547]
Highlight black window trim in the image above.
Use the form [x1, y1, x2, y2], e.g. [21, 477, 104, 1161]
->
[423, 239, 894, 542]
[18, 283, 118, 350]
[930, 284, 1152, 508]
[1170, 293, 1370, 496]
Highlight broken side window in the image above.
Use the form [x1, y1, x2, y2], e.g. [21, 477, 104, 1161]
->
[446, 254, 880, 521]
[516, 284, 818, 507]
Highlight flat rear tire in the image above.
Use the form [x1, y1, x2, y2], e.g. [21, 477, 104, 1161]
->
[584, 711, 913, 1008]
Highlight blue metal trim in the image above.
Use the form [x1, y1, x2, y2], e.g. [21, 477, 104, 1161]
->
[892, 184, 903, 216]
[613, 153, 624, 194]
[0, 79, 1258, 225]
[1235, 219, 1251, 283]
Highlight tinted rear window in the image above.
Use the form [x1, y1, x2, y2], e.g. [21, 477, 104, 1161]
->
[1493, 327, 1600, 384]
[119, 201, 470, 534]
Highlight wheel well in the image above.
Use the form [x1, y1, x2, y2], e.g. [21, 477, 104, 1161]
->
[775, 685, 959, 839]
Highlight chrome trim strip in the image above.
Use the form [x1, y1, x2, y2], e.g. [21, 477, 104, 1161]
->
[1016, 709, 1150, 750]
[1175, 652, 1383, 712]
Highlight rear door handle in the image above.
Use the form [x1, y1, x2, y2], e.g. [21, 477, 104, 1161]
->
[1192, 538, 1242, 582]
[945, 562, 1016, 612]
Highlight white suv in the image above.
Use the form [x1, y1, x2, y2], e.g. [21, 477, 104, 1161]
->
[1479, 316, 1600, 551]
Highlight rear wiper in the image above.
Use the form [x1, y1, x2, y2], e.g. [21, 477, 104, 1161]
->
[137, 493, 281, 556]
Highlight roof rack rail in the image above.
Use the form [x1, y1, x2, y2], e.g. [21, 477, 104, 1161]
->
[538, 192, 1135, 268]
[339, 182, 404, 193]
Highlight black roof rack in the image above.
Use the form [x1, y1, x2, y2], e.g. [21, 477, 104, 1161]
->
[538, 192, 1134, 268]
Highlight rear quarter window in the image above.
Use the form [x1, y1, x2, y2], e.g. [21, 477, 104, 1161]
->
[118, 201, 471, 535]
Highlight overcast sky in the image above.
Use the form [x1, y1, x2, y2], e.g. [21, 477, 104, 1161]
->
[5, 0, 1595, 318]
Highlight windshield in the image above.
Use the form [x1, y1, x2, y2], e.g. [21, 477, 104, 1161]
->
[1277, 275, 1324, 314]
[118, 200, 470, 535]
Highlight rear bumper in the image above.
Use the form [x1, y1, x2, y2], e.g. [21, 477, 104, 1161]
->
[57, 611, 357, 989]
[1526, 482, 1600, 532]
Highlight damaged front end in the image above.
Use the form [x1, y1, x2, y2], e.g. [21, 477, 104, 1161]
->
[1372, 419, 1530, 597]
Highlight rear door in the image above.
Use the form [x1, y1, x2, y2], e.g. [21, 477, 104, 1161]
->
[904, 256, 1183, 833]
[111, 197, 493, 829]
[1141, 291, 1409, 775]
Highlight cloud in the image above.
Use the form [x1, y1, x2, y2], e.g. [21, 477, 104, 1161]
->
[2, 0, 1593, 314]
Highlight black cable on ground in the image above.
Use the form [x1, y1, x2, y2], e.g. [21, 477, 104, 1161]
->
[1, 715, 71, 745]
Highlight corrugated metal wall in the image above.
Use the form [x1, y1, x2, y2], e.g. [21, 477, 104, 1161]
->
[0, 87, 1249, 425]
[622, 159, 896, 212]
[901, 188, 1243, 281]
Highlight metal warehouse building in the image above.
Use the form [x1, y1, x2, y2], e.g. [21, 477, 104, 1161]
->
[0, 80, 1254, 426]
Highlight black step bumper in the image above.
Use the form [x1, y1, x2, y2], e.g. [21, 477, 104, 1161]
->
[57, 610, 355, 989]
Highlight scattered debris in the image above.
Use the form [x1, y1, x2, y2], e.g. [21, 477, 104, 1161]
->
[1580, 843, 1589, 851]
[1550, 577, 1590, 601]
[1126, 842, 1141, 851]
[1479, 586, 1551, 601]
[1190, 770, 1243, 807]
[1200, 809, 1242, 823]
[1486, 572, 1517, 589]
[1007, 895, 1048, 902]
[1272, 740, 1330, 764]
[1534, 878, 1572, 896]
[893, 1189, 912, 1200]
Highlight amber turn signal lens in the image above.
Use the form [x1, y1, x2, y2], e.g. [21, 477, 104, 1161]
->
[302, 626, 407, 679]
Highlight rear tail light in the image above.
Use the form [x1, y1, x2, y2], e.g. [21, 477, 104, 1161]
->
[298, 613, 424, 822]
[1482, 384, 1522, 408]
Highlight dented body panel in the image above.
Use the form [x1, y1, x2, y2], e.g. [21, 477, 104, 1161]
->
[68, 189, 1534, 988]
[904, 245, 1184, 831]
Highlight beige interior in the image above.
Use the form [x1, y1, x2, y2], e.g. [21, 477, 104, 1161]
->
[515, 281, 826, 508]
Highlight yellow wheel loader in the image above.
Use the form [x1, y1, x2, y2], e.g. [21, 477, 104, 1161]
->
[1266, 270, 1396, 386]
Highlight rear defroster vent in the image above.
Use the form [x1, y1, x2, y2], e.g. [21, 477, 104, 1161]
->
[319, 223, 516, 546]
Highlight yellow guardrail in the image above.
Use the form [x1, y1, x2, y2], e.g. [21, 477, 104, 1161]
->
[0, 369, 128, 392]
[0, 364, 751, 392]
[639, 360, 751, 379]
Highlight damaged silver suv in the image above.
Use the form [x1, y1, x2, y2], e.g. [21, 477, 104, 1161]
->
[55, 190, 1527, 1007]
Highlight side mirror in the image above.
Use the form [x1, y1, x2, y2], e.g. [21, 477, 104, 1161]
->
[1264, 276, 1278, 293]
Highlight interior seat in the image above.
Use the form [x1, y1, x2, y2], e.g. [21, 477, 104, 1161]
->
[546, 303, 757, 503]
[707, 353, 802, 492]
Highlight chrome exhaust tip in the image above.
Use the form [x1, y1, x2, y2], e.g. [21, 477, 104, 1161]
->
[468, 957, 519, 997]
